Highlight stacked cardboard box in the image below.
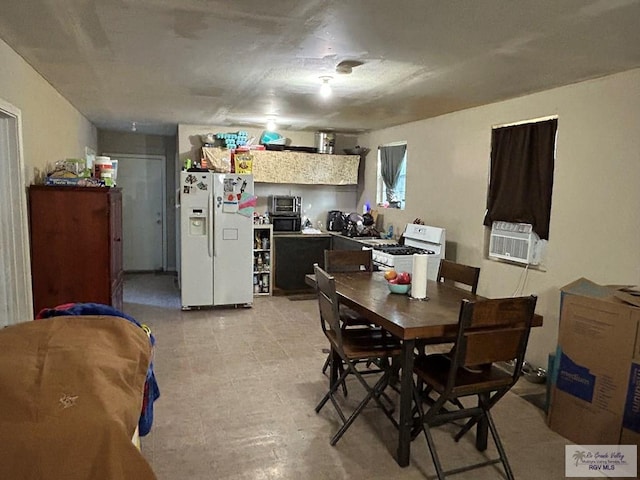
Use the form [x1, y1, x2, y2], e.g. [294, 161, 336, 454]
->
[547, 278, 640, 446]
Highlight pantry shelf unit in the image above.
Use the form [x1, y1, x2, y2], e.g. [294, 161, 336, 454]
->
[253, 224, 273, 296]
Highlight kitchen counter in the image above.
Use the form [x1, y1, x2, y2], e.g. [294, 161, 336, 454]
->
[272, 230, 385, 241]
[327, 231, 382, 240]
[271, 231, 395, 294]
[273, 232, 332, 238]
[327, 231, 398, 246]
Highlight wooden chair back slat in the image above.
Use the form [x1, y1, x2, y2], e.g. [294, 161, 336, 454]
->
[314, 264, 343, 347]
[464, 328, 526, 367]
[453, 296, 537, 379]
[437, 259, 480, 294]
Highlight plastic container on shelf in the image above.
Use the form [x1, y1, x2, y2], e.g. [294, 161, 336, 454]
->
[94, 156, 114, 186]
[100, 166, 114, 187]
[110, 159, 118, 185]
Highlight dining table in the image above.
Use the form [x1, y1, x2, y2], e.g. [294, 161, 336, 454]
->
[305, 271, 543, 468]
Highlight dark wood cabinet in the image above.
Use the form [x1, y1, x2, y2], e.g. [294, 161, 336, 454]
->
[273, 234, 331, 292]
[28, 186, 123, 315]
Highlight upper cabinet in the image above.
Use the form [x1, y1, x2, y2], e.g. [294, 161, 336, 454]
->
[251, 150, 359, 185]
[251, 150, 359, 184]
[200, 147, 360, 185]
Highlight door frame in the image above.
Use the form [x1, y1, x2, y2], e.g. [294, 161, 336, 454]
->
[0, 98, 33, 324]
[105, 153, 167, 271]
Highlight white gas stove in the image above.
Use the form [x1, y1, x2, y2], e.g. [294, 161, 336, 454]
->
[369, 224, 445, 281]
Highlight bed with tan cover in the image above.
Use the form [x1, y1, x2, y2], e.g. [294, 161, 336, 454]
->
[0, 315, 156, 479]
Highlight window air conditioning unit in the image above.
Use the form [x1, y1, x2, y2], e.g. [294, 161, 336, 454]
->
[489, 221, 543, 265]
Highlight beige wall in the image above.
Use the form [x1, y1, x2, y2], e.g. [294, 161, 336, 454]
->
[98, 130, 173, 157]
[0, 37, 95, 322]
[0, 38, 96, 184]
[361, 68, 640, 368]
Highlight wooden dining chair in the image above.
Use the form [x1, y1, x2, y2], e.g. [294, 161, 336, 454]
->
[437, 259, 481, 294]
[411, 295, 537, 480]
[313, 264, 402, 445]
[324, 249, 375, 327]
[321, 249, 377, 376]
[417, 259, 482, 356]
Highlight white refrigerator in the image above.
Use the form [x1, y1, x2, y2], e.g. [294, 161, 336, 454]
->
[180, 171, 255, 308]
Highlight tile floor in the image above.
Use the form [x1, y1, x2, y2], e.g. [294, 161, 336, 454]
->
[124, 273, 584, 480]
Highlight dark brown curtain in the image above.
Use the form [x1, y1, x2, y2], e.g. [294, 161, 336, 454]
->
[483, 119, 557, 240]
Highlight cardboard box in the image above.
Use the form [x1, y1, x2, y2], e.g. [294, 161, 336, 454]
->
[623, 360, 640, 447]
[547, 278, 640, 445]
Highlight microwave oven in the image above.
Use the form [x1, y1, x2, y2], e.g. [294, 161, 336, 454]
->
[271, 215, 301, 232]
[268, 195, 301, 216]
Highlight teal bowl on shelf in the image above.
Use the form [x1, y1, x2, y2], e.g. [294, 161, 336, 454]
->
[387, 283, 411, 295]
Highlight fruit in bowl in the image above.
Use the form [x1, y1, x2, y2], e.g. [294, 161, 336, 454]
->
[385, 270, 411, 294]
[384, 269, 398, 281]
[396, 272, 411, 284]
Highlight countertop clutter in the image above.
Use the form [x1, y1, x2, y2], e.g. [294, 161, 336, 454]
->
[44, 156, 117, 187]
[325, 209, 384, 238]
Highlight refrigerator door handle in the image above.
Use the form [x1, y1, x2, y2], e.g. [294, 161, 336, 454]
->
[208, 192, 214, 258]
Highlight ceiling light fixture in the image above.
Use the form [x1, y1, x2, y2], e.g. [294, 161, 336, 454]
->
[319, 76, 332, 98]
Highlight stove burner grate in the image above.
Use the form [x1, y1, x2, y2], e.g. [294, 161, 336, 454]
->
[374, 245, 435, 256]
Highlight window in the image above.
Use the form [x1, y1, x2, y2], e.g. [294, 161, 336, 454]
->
[376, 142, 407, 210]
[484, 118, 557, 240]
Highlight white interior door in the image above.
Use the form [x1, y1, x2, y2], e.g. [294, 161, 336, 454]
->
[114, 154, 166, 272]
